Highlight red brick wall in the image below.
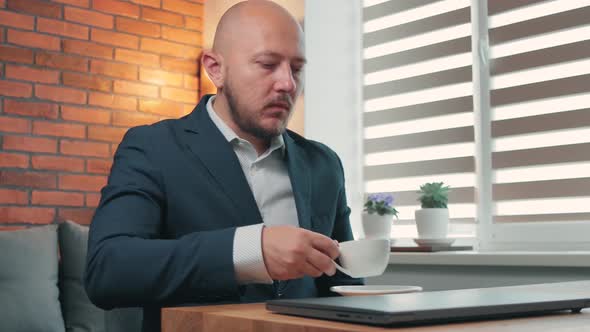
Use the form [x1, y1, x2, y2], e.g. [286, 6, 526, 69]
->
[0, 0, 202, 228]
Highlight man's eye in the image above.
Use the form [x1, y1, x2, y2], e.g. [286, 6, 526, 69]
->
[260, 62, 276, 69]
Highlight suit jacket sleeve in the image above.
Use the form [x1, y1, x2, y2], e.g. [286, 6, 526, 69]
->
[315, 153, 365, 296]
[84, 126, 240, 309]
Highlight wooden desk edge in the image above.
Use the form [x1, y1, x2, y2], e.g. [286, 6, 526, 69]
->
[163, 303, 590, 332]
[162, 304, 262, 332]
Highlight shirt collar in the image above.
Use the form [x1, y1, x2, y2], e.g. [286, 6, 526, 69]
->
[206, 95, 286, 157]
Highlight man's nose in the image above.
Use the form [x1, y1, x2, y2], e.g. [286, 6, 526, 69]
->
[274, 63, 296, 93]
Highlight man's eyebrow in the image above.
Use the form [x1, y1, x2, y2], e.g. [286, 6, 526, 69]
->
[252, 51, 307, 63]
[294, 56, 307, 64]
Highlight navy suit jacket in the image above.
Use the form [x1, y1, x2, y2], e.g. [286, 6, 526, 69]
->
[84, 95, 362, 331]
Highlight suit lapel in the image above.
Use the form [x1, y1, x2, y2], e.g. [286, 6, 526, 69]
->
[284, 133, 312, 231]
[180, 96, 263, 227]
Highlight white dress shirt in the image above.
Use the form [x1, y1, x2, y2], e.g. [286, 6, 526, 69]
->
[206, 96, 299, 284]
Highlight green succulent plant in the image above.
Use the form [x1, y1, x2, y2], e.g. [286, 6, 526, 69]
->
[417, 182, 450, 208]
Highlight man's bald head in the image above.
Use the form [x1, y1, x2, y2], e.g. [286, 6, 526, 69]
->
[212, 0, 303, 56]
[201, 0, 305, 150]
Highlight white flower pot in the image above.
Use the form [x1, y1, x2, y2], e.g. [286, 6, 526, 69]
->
[362, 213, 392, 240]
[415, 208, 449, 239]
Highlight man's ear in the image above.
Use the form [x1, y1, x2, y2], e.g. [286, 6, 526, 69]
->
[201, 50, 224, 89]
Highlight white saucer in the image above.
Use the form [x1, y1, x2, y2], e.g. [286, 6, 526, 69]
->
[414, 238, 455, 247]
[330, 285, 423, 296]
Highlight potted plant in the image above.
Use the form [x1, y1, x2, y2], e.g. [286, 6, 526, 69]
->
[415, 182, 450, 239]
[362, 193, 399, 240]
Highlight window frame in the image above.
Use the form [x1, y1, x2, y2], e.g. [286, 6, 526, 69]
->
[360, 0, 590, 251]
[471, 0, 590, 251]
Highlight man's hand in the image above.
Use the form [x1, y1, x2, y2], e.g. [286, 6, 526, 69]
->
[261, 225, 340, 280]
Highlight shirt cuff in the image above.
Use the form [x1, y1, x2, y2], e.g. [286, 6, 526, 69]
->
[233, 223, 273, 284]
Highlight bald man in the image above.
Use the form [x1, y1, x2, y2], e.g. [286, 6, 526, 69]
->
[85, 1, 362, 331]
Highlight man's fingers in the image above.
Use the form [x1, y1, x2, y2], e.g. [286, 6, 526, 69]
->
[309, 232, 340, 260]
[300, 260, 323, 278]
[306, 248, 337, 276]
[263, 226, 343, 280]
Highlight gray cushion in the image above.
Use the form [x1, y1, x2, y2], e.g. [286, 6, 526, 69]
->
[59, 220, 106, 332]
[105, 308, 143, 332]
[0, 225, 66, 332]
[59, 220, 142, 332]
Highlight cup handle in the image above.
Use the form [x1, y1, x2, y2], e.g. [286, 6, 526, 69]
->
[333, 261, 355, 278]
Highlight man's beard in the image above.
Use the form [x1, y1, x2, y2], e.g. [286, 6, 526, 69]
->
[224, 79, 292, 141]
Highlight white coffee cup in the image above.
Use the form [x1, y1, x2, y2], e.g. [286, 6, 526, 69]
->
[333, 239, 390, 278]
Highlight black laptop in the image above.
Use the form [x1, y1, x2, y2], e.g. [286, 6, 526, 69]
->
[266, 281, 590, 326]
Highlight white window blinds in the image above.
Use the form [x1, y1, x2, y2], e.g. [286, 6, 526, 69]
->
[362, 0, 476, 239]
[488, 0, 590, 246]
[363, 0, 590, 247]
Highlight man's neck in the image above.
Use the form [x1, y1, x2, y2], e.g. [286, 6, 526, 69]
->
[211, 95, 271, 155]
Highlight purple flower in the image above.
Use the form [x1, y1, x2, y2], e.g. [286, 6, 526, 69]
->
[364, 192, 398, 217]
[368, 193, 393, 207]
[384, 194, 394, 206]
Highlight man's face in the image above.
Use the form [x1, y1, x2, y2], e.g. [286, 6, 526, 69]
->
[221, 22, 305, 140]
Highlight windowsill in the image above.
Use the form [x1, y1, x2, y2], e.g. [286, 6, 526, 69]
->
[389, 251, 590, 267]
